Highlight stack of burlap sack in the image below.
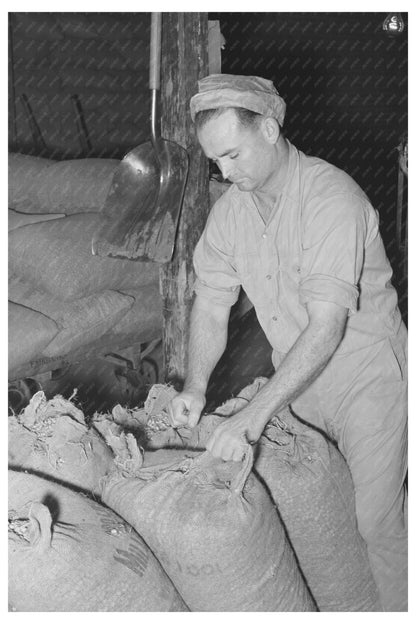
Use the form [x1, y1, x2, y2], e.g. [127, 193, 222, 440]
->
[8, 379, 382, 612]
[8, 153, 162, 381]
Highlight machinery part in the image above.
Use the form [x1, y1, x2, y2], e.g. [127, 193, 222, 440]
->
[114, 357, 159, 406]
[104, 340, 161, 406]
[8, 378, 42, 415]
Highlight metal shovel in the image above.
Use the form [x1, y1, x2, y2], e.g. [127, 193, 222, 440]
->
[92, 13, 189, 263]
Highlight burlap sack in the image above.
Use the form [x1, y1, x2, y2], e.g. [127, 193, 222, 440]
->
[135, 379, 381, 611]
[255, 409, 382, 611]
[8, 153, 55, 210]
[33, 158, 119, 214]
[8, 209, 65, 231]
[93, 383, 228, 451]
[100, 436, 316, 612]
[143, 379, 266, 450]
[107, 285, 163, 337]
[8, 302, 59, 373]
[94, 416, 197, 470]
[41, 290, 134, 357]
[8, 391, 114, 497]
[8, 213, 159, 300]
[8, 470, 188, 612]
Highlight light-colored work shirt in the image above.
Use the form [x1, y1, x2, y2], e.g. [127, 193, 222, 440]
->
[193, 140, 402, 363]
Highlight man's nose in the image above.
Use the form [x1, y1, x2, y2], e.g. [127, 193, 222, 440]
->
[218, 159, 234, 181]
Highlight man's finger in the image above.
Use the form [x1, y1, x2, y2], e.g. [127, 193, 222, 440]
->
[206, 436, 225, 459]
[231, 445, 245, 462]
[187, 408, 202, 429]
[169, 401, 190, 427]
[205, 430, 219, 454]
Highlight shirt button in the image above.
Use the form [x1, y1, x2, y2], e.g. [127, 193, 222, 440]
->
[272, 315, 278, 321]
[266, 274, 271, 280]
[262, 233, 267, 239]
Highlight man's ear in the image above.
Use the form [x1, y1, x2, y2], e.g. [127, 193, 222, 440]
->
[260, 116, 280, 144]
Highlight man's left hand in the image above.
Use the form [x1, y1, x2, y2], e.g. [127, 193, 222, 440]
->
[205, 409, 265, 461]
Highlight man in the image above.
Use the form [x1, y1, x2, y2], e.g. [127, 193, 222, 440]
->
[168, 74, 407, 611]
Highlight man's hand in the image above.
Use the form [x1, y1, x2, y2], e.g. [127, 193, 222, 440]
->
[168, 390, 206, 429]
[205, 408, 266, 462]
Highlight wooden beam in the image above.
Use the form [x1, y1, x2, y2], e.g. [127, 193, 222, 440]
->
[160, 12, 210, 384]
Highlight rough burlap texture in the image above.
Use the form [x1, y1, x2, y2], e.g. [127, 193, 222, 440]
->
[40, 290, 134, 357]
[92, 383, 179, 449]
[8, 153, 55, 211]
[135, 379, 381, 611]
[8, 154, 119, 214]
[143, 379, 266, 450]
[8, 209, 65, 231]
[8, 213, 159, 301]
[255, 410, 382, 611]
[8, 391, 114, 497]
[8, 302, 59, 372]
[100, 436, 316, 612]
[32, 158, 120, 214]
[9, 275, 135, 359]
[8, 470, 188, 612]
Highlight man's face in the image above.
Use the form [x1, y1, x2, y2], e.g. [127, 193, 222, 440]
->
[197, 109, 277, 193]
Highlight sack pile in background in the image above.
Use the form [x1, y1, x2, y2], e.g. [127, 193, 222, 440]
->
[8, 153, 162, 381]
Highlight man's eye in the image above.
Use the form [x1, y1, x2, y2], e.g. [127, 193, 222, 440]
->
[230, 153, 239, 160]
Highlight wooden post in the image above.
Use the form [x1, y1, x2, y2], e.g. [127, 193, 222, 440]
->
[9, 14, 18, 151]
[160, 13, 210, 384]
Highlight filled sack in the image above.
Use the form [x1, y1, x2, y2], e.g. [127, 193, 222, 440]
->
[92, 383, 180, 448]
[93, 383, 227, 451]
[106, 285, 163, 338]
[8, 302, 59, 373]
[8, 153, 55, 210]
[8, 470, 188, 612]
[142, 380, 264, 450]
[9, 275, 135, 358]
[100, 433, 316, 612]
[8, 209, 65, 231]
[33, 158, 119, 214]
[8, 391, 114, 497]
[255, 409, 382, 611]
[134, 379, 382, 611]
[41, 290, 134, 357]
[8, 213, 159, 300]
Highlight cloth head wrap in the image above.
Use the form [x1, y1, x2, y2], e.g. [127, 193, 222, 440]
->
[190, 74, 286, 126]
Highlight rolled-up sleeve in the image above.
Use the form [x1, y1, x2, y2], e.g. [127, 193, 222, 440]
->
[299, 194, 368, 314]
[193, 203, 241, 307]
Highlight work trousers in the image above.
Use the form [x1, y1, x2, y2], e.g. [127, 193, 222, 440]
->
[281, 322, 408, 612]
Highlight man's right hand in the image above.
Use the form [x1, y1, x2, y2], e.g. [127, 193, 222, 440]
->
[168, 390, 206, 429]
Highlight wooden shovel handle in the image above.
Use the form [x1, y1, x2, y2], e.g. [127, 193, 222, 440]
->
[149, 12, 162, 90]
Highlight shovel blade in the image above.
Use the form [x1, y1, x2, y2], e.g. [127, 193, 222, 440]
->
[92, 139, 188, 263]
